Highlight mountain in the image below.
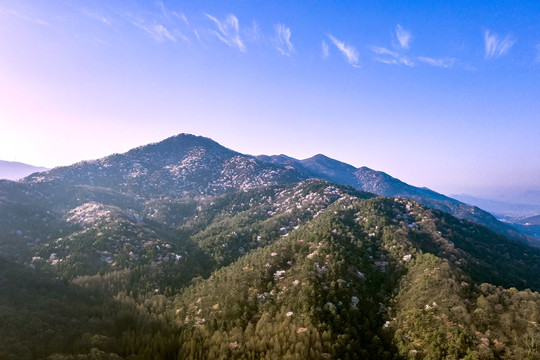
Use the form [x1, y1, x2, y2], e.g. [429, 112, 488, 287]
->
[0, 160, 48, 180]
[519, 215, 540, 226]
[13, 135, 532, 245]
[493, 190, 540, 207]
[451, 193, 540, 219]
[1, 133, 540, 359]
[23, 134, 303, 198]
[257, 153, 534, 245]
[450, 194, 540, 241]
[510, 215, 540, 240]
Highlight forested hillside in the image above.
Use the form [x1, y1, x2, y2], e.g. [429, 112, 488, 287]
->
[1, 134, 539, 359]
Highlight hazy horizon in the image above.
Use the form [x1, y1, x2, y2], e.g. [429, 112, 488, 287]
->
[1, 0, 539, 196]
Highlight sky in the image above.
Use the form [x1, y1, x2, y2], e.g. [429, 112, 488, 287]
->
[0, 0, 539, 197]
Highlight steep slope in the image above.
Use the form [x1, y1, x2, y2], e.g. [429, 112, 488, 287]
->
[23, 134, 303, 198]
[258, 153, 534, 244]
[172, 195, 540, 359]
[4, 180, 373, 288]
[0, 160, 48, 180]
[1, 176, 540, 358]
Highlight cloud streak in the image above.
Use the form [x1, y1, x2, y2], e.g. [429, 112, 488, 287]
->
[131, 21, 176, 42]
[321, 40, 329, 58]
[244, 21, 262, 42]
[370, 46, 414, 67]
[81, 9, 111, 25]
[206, 14, 246, 52]
[484, 30, 515, 59]
[328, 34, 359, 66]
[371, 46, 399, 58]
[273, 24, 294, 56]
[396, 24, 412, 49]
[417, 56, 456, 68]
[0, 6, 49, 25]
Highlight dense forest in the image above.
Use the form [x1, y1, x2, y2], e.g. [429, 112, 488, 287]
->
[1, 135, 540, 359]
[1, 179, 540, 359]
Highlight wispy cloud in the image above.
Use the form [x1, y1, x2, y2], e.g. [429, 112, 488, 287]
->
[244, 21, 262, 42]
[321, 40, 329, 59]
[156, 1, 169, 19]
[370, 46, 414, 67]
[417, 56, 456, 68]
[205, 14, 246, 52]
[327, 34, 359, 66]
[193, 29, 203, 44]
[131, 21, 176, 42]
[273, 24, 294, 56]
[371, 46, 399, 58]
[0, 6, 49, 26]
[395, 24, 412, 49]
[172, 11, 189, 26]
[81, 9, 111, 25]
[484, 30, 515, 59]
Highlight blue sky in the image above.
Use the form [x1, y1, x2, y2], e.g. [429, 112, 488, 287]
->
[0, 0, 539, 196]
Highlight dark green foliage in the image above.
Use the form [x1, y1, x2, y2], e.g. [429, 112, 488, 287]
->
[1, 179, 540, 359]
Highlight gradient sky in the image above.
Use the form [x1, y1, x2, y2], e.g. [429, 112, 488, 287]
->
[1, 0, 539, 197]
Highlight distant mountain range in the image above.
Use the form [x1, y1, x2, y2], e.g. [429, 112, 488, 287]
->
[451, 193, 540, 219]
[496, 190, 540, 206]
[2, 133, 540, 359]
[519, 215, 540, 226]
[0, 160, 48, 180]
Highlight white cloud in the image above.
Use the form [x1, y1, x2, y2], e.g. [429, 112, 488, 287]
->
[244, 21, 262, 42]
[327, 34, 359, 66]
[172, 11, 189, 26]
[417, 56, 456, 68]
[0, 6, 49, 25]
[374, 58, 398, 65]
[321, 40, 329, 58]
[484, 30, 515, 59]
[156, 1, 171, 19]
[273, 24, 294, 56]
[153, 24, 176, 42]
[193, 29, 203, 44]
[206, 13, 246, 52]
[131, 21, 176, 42]
[371, 46, 399, 58]
[81, 9, 111, 25]
[370, 46, 414, 67]
[396, 24, 412, 49]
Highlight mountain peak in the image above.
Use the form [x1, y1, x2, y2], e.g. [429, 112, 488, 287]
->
[22, 133, 303, 198]
[128, 133, 232, 157]
[308, 153, 330, 160]
[302, 154, 357, 171]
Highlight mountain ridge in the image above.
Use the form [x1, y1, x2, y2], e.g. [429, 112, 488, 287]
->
[0, 160, 49, 181]
[22, 133, 304, 198]
[257, 151, 534, 245]
[13, 133, 535, 244]
[1, 132, 540, 359]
